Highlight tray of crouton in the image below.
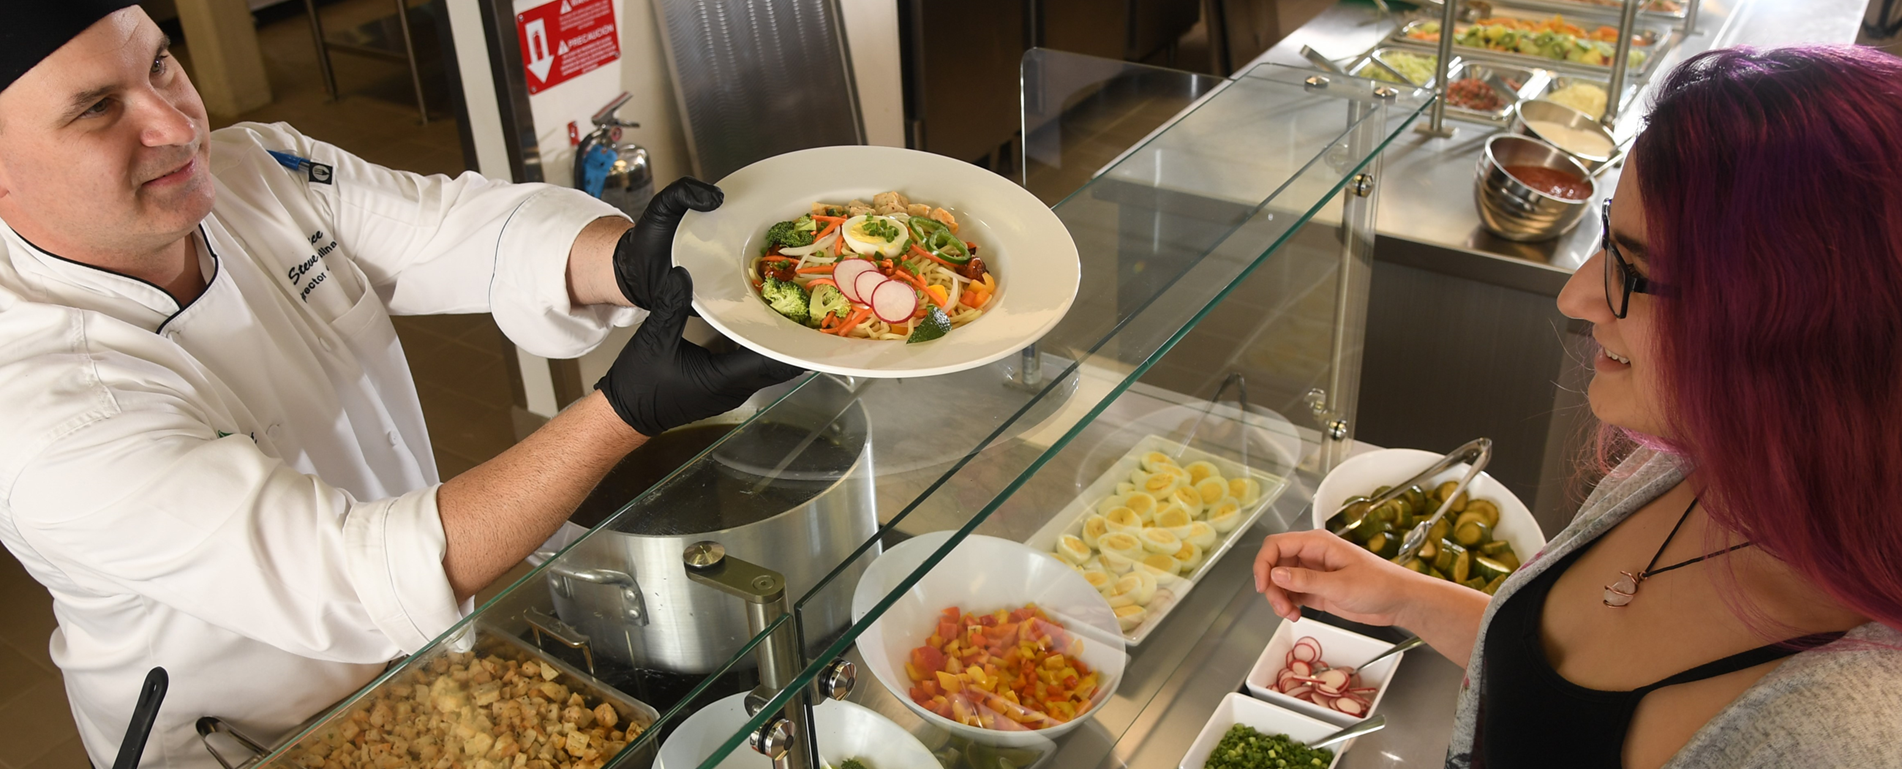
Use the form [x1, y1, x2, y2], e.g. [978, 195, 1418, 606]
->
[219, 628, 657, 769]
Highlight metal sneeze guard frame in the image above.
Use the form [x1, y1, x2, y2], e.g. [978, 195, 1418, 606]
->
[687, 54, 1429, 769]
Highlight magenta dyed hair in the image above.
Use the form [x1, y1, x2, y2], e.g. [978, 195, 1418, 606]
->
[1628, 45, 1902, 635]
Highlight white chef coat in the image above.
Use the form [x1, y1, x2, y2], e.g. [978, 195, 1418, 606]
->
[0, 122, 638, 768]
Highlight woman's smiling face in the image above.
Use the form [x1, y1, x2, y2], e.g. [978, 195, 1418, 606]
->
[1557, 156, 1672, 439]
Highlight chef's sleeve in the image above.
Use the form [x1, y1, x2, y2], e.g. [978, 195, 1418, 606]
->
[8, 382, 462, 661]
[238, 121, 639, 360]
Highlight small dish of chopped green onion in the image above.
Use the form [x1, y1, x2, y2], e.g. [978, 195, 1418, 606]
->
[1178, 693, 1347, 769]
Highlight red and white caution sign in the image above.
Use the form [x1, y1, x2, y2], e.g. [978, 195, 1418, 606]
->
[515, 0, 621, 94]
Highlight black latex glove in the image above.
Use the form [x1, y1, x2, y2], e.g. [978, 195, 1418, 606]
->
[596, 267, 806, 437]
[614, 177, 724, 310]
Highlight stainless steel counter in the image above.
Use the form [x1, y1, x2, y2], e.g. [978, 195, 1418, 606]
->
[1248, 0, 1866, 292]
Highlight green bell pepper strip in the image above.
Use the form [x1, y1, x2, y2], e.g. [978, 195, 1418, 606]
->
[907, 217, 971, 264]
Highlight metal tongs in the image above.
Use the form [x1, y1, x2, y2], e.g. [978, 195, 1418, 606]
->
[1394, 438, 1491, 562]
[1336, 438, 1492, 562]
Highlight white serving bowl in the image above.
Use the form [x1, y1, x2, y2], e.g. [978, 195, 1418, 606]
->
[852, 533, 1126, 747]
[1310, 448, 1546, 565]
[656, 692, 938, 769]
[1178, 692, 1347, 769]
[672, 145, 1082, 378]
[1244, 617, 1405, 729]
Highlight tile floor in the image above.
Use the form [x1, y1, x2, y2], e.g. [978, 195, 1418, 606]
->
[0, 2, 516, 766]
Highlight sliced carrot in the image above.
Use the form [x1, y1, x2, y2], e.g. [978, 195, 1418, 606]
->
[833, 307, 872, 336]
[890, 269, 927, 290]
[833, 235, 846, 257]
[795, 265, 836, 274]
[909, 243, 959, 269]
[760, 255, 797, 263]
[804, 278, 839, 290]
[814, 221, 841, 241]
[812, 215, 848, 222]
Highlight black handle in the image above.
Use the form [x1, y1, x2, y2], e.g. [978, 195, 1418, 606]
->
[112, 667, 168, 769]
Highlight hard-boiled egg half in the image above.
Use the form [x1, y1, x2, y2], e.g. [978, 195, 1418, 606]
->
[841, 215, 910, 257]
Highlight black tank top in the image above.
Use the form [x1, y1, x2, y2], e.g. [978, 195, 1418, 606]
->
[1474, 542, 1843, 768]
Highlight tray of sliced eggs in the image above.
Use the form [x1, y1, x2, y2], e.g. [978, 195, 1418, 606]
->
[1026, 435, 1289, 645]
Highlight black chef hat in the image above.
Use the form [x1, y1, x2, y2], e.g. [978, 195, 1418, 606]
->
[0, 0, 142, 94]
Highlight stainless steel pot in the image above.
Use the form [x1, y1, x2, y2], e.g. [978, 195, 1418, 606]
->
[544, 376, 876, 675]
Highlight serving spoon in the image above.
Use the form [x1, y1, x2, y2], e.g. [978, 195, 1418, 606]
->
[1308, 714, 1389, 750]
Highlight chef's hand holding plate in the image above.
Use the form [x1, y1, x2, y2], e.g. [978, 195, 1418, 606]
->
[613, 177, 723, 311]
[1254, 530, 1425, 627]
[596, 266, 805, 438]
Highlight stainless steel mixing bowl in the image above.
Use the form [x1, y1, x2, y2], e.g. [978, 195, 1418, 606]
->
[1474, 134, 1597, 242]
[1512, 99, 1617, 170]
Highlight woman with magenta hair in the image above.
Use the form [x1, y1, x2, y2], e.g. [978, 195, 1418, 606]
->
[1254, 45, 1902, 769]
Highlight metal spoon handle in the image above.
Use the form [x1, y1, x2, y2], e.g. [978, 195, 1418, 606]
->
[1309, 714, 1387, 750]
[1359, 635, 1425, 670]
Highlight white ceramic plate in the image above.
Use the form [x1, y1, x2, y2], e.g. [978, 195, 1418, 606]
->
[851, 533, 1126, 748]
[656, 692, 938, 769]
[1178, 692, 1347, 769]
[672, 146, 1082, 378]
[1244, 617, 1404, 729]
[1310, 448, 1546, 566]
[1024, 435, 1289, 644]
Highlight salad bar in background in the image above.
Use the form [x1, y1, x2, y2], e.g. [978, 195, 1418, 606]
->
[1346, 0, 1702, 128]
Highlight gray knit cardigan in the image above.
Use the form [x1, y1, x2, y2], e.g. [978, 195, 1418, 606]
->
[1441, 448, 1902, 768]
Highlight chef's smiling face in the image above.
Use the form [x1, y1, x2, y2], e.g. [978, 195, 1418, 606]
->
[1558, 157, 1669, 438]
[0, 7, 212, 259]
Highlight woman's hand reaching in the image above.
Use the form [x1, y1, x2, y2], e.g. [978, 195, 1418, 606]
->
[1254, 529, 1424, 625]
[1254, 529, 1493, 667]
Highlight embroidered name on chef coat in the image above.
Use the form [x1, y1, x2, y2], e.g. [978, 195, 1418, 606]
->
[288, 229, 339, 303]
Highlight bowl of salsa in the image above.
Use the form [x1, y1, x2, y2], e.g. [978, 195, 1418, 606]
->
[1474, 134, 1597, 242]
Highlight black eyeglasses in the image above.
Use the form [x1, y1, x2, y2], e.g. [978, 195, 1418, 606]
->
[1601, 197, 1664, 318]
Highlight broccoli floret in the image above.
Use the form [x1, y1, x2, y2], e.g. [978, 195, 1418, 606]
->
[760, 276, 809, 324]
[766, 215, 818, 250]
[806, 283, 849, 328]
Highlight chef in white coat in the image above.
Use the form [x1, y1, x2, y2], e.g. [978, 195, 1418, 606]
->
[0, 3, 801, 766]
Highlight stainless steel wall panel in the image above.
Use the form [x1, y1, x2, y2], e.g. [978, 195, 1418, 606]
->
[652, 0, 865, 180]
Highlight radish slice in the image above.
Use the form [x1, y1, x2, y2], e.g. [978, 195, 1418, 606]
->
[1295, 637, 1323, 656]
[1284, 685, 1314, 700]
[833, 259, 879, 303]
[1349, 687, 1379, 695]
[1289, 660, 1312, 677]
[855, 272, 889, 308]
[1291, 644, 1318, 663]
[1316, 669, 1349, 691]
[1285, 650, 1297, 666]
[870, 279, 918, 323]
[1337, 698, 1365, 716]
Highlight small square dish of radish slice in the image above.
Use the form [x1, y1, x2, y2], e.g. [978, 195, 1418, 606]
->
[1243, 616, 1406, 729]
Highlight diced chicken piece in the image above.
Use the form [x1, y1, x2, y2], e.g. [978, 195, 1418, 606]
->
[907, 203, 930, 217]
[931, 207, 959, 234]
[591, 704, 617, 729]
[846, 199, 874, 216]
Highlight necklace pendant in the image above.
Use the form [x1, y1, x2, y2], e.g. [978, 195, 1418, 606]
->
[1602, 571, 1641, 608]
